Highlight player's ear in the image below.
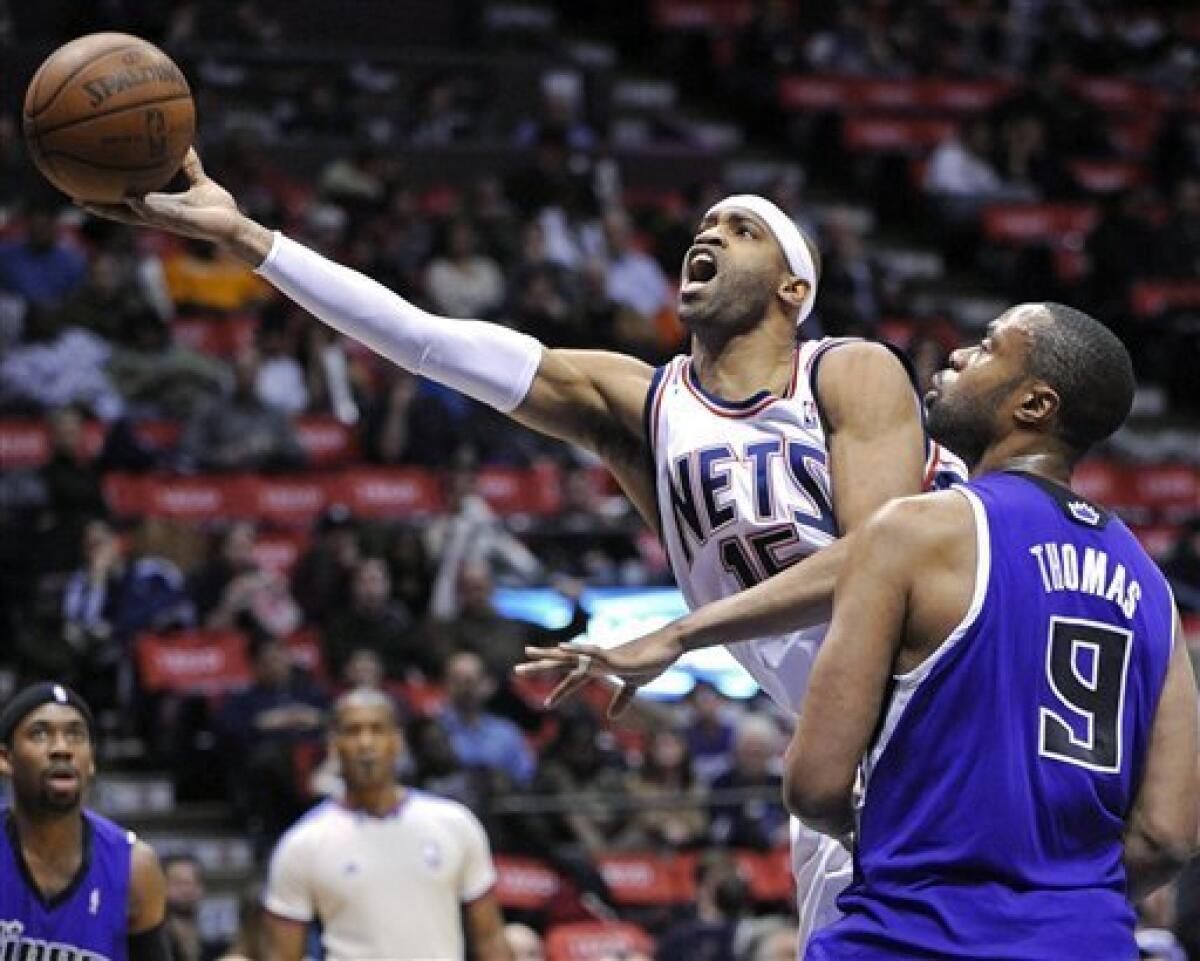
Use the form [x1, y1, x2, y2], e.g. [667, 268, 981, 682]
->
[0, 744, 10, 777]
[777, 277, 810, 313]
[1013, 380, 1060, 430]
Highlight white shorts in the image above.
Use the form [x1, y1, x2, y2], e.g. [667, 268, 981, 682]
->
[790, 815, 853, 951]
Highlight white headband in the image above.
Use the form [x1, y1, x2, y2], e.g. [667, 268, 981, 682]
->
[705, 194, 818, 325]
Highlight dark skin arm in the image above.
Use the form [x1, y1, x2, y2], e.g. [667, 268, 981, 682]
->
[521, 342, 928, 716]
[127, 840, 167, 933]
[263, 913, 308, 961]
[783, 493, 973, 835]
[464, 891, 515, 961]
[1123, 608, 1200, 898]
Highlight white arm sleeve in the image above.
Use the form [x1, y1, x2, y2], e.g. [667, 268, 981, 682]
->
[263, 830, 315, 923]
[256, 232, 544, 413]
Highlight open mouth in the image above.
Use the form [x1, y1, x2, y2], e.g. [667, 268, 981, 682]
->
[45, 769, 79, 789]
[683, 248, 719, 294]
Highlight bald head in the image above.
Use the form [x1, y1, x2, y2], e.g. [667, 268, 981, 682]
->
[333, 687, 399, 729]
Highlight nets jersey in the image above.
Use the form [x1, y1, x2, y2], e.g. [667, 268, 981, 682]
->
[647, 338, 966, 713]
[808, 472, 1176, 961]
[0, 808, 134, 961]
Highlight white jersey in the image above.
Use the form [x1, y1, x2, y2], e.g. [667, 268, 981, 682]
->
[264, 792, 497, 961]
[647, 337, 967, 939]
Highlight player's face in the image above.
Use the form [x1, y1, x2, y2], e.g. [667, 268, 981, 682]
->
[332, 703, 402, 793]
[925, 306, 1038, 467]
[678, 208, 794, 335]
[0, 704, 95, 815]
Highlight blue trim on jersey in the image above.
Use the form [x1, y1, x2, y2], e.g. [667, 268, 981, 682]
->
[683, 359, 774, 411]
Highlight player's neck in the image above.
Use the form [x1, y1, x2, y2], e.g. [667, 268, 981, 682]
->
[10, 804, 84, 860]
[975, 443, 1073, 487]
[344, 782, 404, 817]
[690, 322, 795, 399]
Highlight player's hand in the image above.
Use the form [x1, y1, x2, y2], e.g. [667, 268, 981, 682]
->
[79, 149, 271, 262]
[516, 626, 685, 718]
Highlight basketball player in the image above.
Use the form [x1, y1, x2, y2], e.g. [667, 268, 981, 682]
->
[262, 688, 512, 960]
[83, 149, 965, 943]
[0, 682, 171, 961]
[783, 303, 1200, 959]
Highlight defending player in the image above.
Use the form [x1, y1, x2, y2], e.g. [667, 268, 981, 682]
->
[82, 150, 965, 943]
[785, 303, 1199, 958]
[0, 682, 171, 961]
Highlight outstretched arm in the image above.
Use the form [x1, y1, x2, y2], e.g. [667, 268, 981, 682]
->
[84, 151, 658, 522]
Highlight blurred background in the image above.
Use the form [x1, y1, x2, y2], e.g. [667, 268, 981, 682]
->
[0, 1, 1197, 959]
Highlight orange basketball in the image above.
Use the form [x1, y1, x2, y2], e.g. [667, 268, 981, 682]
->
[22, 33, 196, 203]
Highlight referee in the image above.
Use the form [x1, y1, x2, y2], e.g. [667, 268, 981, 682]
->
[262, 687, 514, 960]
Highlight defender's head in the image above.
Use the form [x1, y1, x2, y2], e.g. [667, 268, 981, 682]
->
[925, 302, 1135, 469]
[0, 683, 97, 816]
[679, 195, 819, 336]
[331, 687, 403, 795]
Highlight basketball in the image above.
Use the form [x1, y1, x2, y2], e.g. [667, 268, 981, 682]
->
[22, 33, 195, 203]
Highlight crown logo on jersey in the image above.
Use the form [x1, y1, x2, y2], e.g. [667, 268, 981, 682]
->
[1068, 501, 1100, 526]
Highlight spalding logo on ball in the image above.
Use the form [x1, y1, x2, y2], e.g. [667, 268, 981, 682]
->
[22, 32, 196, 203]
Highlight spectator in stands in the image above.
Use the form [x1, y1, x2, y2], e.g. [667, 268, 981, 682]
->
[1154, 177, 1200, 280]
[427, 462, 543, 619]
[708, 716, 788, 852]
[255, 305, 309, 416]
[433, 560, 588, 681]
[615, 728, 707, 850]
[507, 220, 586, 348]
[217, 882, 269, 961]
[685, 681, 738, 786]
[386, 523, 434, 619]
[217, 634, 328, 851]
[602, 208, 672, 329]
[32, 407, 109, 576]
[742, 923, 798, 961]
[0, 303, 124, 420]
[407, 714, 481, 811]
[992, 56, 1111, 160]
[409, 76, 479, 146]
[323, 555, 426, 680]
[291, 504, 360, 626]
[0, 199, 86, 309]
[58, 249, 160, 348]
[504, 924, 545, 961]
[177, 346, 306, 473]
[62, 517, 194, 713]
[995, 114, 1071, 199]
[361, 365, 475, 467]
[816, 209, 881, 338]
[438, 650, 535, 786]
[424, 218, 506, 320]
[189, 521, 301, 639]
[532, 704, 628, 852]
[163, 853, 224, 961]
[656, 851, 751, 961]
[923, 119, 1019, 211]
[162, 239, 271, 315]
[1084, 187, 1160, 330]
[106, 311, 231, 420]
[1151, 109, 1200, 197]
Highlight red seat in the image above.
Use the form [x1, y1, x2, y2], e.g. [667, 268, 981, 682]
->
[843, 117, 957, 154]
[1069, 160, 1144, 194]
[546, 922, 654, 961]
[252, 530, 311, 576]
[253, 476, 329, 527]
[1130, 281, 1200, 319]
[735, 848, 793, 903]
[493, 856, 562, 911]
[173, 314, 256, 358]
[296, 416, 359, 467]
[981, 203, 1100, 245]
[478, 464, 562, 516]
[137, 631, 251, 694]
[652, 0, 755, 30]
[778, 76, 1011, 114]
[105, 474, 244, 522]
[335, 467, 443, 518]
[1072, 77, 1168, 114]
[597, 853, 692, 907]
[0, 420, 49, 469]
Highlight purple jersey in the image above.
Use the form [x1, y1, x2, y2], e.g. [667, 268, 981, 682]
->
[808, 471, 1176, 961]
[0, 808, 134, 961]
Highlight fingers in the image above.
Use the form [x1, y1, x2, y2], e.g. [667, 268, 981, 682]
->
[515, 645, 579, 676]
[181, 148, 206, 185]
[545, 667, 593, 709]
[608, 682, 639, 720]
[77, 201, 142, 226]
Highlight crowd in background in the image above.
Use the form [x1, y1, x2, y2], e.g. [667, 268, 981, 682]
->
[0, 1, 1198, 959]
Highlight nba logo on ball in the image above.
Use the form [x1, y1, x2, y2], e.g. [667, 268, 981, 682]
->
[421, 840, 443, 870]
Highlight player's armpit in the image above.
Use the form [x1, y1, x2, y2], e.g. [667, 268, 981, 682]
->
[814, 341, 927, 533]
[127, 840, 167, 933]
[515, 348, 658, 526]
[464, 891, 515, 961]
[1123, 608, 1200, 899]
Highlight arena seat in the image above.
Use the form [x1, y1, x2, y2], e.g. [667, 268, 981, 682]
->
[980, 203, 1100, 245]
[251, 530, 312, 575]
[734, 848, 793, 903]
[173, 313, 257, 358]
[652, 0, 755, 30]
[597, 853, 694, 906]
[333, 467, 444, 518]
[0, 420, 49, 468]
[295, 416, 359, 467]
[778, 76, 1012, 114]
[493, 855, 562, 911]
[843, 117, 958, 154]
[1130, 281, 1200, 319]
[1069, 160, 1144, 194]
[137, 629, 325, 694]
[252, 476, 330, 527]
[545, 921, 654, 961]
[1071, 77, 1169, 114]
